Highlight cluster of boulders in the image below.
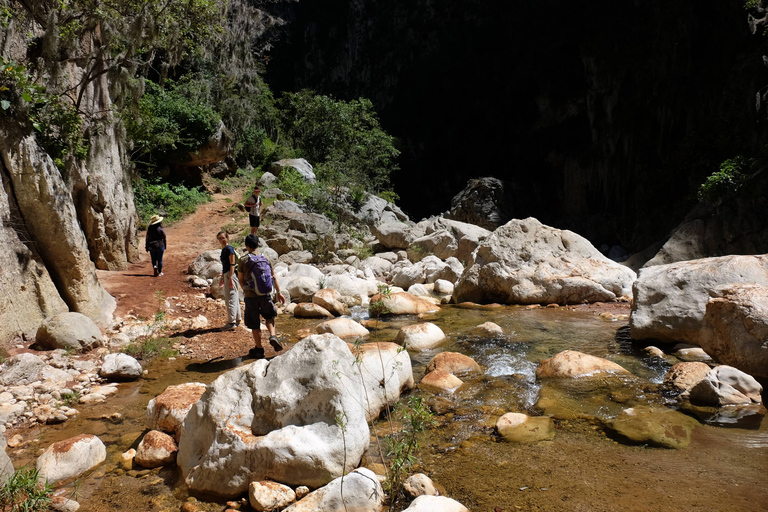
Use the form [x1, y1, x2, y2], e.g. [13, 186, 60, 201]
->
[105, 334, 469, 511]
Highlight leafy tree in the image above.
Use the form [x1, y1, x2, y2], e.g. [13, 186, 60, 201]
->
[124, 79, 221, 168]
[277, 90, 400, 193]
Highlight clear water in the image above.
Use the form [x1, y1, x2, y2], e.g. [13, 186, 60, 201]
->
[12, 304, 767, 512]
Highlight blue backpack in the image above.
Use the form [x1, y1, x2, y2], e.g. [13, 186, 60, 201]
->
[243, 254, 273, 295]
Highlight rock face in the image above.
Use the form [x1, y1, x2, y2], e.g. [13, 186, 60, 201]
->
[453, 218, 636, 305]
[36, 434, 106, 483]
[177, 334, 370, 496]
[0, 132, 117, 327]
[35, 313, 103, 352]
[446, 177, 511, 230]
[536, 350, 630, 378]
[630, 255, 768, 345]
[699, 283, 768, 378]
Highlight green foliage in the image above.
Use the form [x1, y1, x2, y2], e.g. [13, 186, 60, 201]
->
[60, 390, 80, 407]
[277, 90, 399, 194]
[0, 58, 88, 169]
[0, 467, 53, 512]
[125, 79, 221, 168]
[134, 178, 210, 228]
[275, 167, 313, 203]
[698, 157, 749, 202]
[369, 284, 392, 318]
[122, 337, 178, 362]
[384, 396, 436, 507]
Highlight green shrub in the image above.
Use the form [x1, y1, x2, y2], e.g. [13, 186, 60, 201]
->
[275, 167, 315, 203]
[124, 79, 221, 168]
[0, 467, 53, 512]
[122, 337, 178, 362]
[134, 179, 211, 228]
[277, 90, 399, 195]
[698, 157, 748, 202]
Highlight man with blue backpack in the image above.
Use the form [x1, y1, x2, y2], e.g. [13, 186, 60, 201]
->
[237, 234, 285, 358]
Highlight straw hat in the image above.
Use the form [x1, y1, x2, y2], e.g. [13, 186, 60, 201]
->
[149, 215, 163, 225]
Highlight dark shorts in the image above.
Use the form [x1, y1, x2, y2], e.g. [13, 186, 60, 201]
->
[244, 295, 277, 328]
[249, 215, 260, 228]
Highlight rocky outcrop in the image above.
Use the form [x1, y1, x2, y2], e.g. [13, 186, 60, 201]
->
[0, 132, 116, 328]
[446, 177, 511, 230]
[630, 255, 768, 345]
[699, 283, 768, 378]
[454, 218, 636, 305]
[269, 158, 316, 183]
[177, 334, 370, 496]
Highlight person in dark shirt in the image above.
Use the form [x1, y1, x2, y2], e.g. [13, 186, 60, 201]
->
[145, 215, 167, 277]
[217, 231, 242, 330]
[244, 185, 262, 236]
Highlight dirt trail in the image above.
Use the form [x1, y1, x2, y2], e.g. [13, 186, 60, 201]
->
[97, 191, 276, 361]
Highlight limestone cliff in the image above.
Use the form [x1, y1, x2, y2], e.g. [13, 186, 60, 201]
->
[0, 16, 136, 338]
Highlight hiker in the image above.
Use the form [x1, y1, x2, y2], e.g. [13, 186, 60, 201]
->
[217, 231, 242, 330]
[145, 215, 166, 277]
[238, 233, 285, 358]
[244, 185, 262, 235]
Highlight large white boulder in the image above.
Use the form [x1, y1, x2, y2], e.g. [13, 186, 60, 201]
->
[396, 323, 447, 351]
[371, 222, 414, 250]
[36, 434, 106, 483]
[0, 353, 47, 386]
[280, 276, 321, 303]
[35, 312, 103, 352]
[453, 217, 636, 305]
[699, 283, 768, 378]
[99, 353, 142, 381]
[349, 342, 414, 421]
[324, 275, 378, 305]
[316, 318, 370, 338]
[177, 335, 370, 496]
[630, 255, 768, 345]
[370, 292, 439, 316]
[188, 249, 224, 279]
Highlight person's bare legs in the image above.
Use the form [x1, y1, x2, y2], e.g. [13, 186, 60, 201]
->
[265, 318, 276, 337]
[251, 327, 263, 349]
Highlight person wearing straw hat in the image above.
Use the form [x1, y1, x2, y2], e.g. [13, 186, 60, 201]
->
[145, 214, 167, 277]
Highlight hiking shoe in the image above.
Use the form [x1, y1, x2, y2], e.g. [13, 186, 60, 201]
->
[268, 335, 283, 352]
[248, 347, 265, 359]
[221, 323, 236, 331]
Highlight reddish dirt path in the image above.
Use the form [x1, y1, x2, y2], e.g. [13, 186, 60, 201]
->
[97, 191, 281, 361]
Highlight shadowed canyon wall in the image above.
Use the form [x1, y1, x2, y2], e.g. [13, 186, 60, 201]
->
[266, 0, 768, 250]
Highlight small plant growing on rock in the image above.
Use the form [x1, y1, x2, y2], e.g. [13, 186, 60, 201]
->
[60, 390, 80, 407]
[0, 466, 53, 512]
[368, 284, 392, 318]
[384, 396, 436, 508]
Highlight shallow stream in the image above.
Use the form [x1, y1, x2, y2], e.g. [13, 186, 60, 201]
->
[14, 305, 768, 511]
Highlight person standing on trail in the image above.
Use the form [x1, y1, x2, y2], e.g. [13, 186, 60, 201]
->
[244, 185, 262, 236]
[217, 231, 242, 330]
[238, 234, 285, 358]
[145, 215, 166, 277]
